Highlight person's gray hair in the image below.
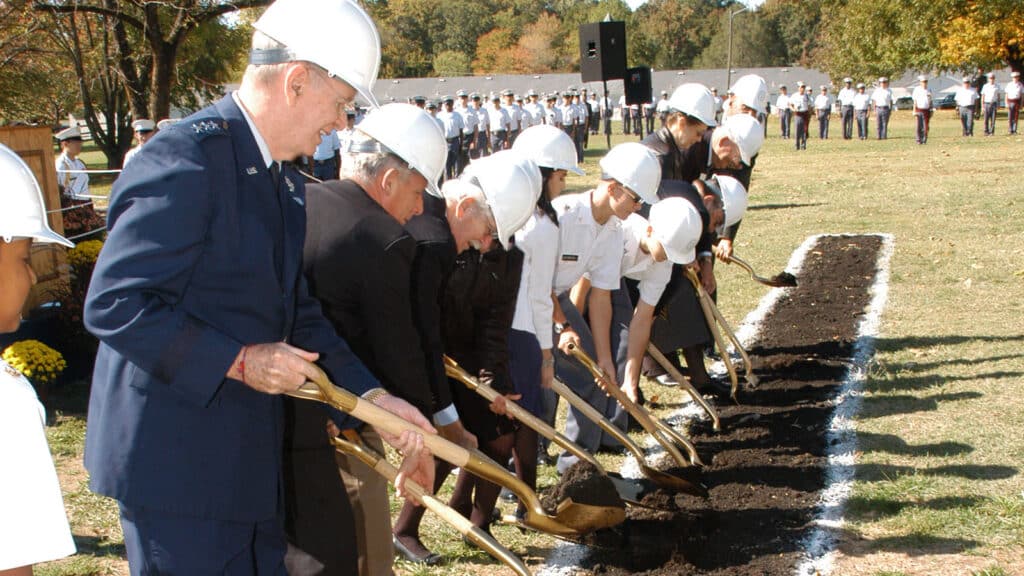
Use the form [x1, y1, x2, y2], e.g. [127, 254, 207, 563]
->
[340, 134, 414, 182]
[245, 31, 291, 85]
[441, 177, 490, 220]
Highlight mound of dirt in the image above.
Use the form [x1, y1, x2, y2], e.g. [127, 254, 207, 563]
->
[541, 461, 625, 515]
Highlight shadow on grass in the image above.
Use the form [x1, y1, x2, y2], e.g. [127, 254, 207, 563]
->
[71, 534, 125, 558]
[748, 202, 824, 211]
[874, 334, 1024, 352]
[855, 463, 1018, 482]
[875, 353, 1024, 374]
[866, 371, 1024, 394]
[856, 432, 974, 457]
[846, 494, 987, 521]
[859, 391, 984, 419]
[837, 532, 981, 557]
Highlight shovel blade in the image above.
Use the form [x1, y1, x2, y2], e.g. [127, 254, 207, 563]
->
[554, 498, 626, 532]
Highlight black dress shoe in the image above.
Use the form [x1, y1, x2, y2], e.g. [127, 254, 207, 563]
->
[393, 535, 441, 566]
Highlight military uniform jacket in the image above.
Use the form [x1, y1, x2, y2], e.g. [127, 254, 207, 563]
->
[405, 193, 458, 417]
[83, 95, 376, 523]
[302, 179, 432, 417]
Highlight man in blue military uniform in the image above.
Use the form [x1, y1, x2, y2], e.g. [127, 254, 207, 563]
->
[83, 1, 435, 574]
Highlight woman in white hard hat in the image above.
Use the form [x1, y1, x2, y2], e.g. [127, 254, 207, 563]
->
[505, 125, 584, 519]
[0, 143, 77, 573]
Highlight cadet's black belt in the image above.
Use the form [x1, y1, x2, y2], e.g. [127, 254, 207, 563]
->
[876, 106, 890, 109]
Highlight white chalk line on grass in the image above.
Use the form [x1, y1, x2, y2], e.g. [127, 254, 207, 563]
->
[537, 234, 894, 576]
[794, 233, 894, 576]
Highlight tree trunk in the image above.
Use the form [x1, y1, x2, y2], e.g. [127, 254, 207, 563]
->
[150, 41, 179, 121]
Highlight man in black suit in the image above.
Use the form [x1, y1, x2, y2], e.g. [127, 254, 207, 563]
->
[298, 103, 447, 576]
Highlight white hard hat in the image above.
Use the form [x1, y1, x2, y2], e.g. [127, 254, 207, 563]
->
[352, 103, 447, 197]
[132, 119, 156, 133]
[511, 125, 584, 175]
[0, 144, 73, 248]
[667, 83, 717, 127]
[253, 0, 381, 107]
[648, 197, 702, 265]
[462, 151, 542, 250]
[729, 74, 768, 115]
[715, 174, 748, 229]
[722, 113, 763, 166]
[599, 142, 662, 205]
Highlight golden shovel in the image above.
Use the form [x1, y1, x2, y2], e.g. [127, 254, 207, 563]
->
[645, 343, 721, 432]
[684, 267, 759, 396]
[443, 355, 658, 505]
[330, 434, 532, 576]
[286, 366, 624, 537]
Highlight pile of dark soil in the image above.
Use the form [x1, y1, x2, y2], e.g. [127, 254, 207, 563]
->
[577, 235, 884, 575]
[540, 461, 625, 514]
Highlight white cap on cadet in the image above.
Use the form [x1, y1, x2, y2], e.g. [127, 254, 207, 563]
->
[132, 119, 156, 133]
[252, 0, 381, 108]
[511, 124, 584, 175]
[461, 150, 542, 250]
[599, 142, 662, 205]
[0, 144, 74, 248]
[722, 113, 764, 166]
[350, 102, 447, 197]
[55, 126, 81, 141]
[667, 83, 717, 127]
[729, 74, 768, 115]
[647, 197, 702, 265]
[715, 174, 748, 229]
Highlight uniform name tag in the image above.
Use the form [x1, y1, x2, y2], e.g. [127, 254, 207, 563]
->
[562, 254, 579, 262]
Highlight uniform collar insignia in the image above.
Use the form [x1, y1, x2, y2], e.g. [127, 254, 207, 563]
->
[246, 166, 258, 175]
[284, 175, 295, 193]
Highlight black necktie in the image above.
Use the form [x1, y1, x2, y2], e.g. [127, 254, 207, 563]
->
[269, 162, 280, 189]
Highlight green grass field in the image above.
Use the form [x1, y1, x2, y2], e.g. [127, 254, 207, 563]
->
[37, 110, 1024, 575]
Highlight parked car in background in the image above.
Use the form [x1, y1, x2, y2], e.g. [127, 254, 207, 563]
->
[894, 96, 913, 110]
[934, 93, 957, 109]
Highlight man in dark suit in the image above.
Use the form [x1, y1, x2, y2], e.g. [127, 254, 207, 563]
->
[82, 2, 435, 573]
[299, 102, 446, 575]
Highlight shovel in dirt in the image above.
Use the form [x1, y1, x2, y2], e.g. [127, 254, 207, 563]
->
[684, 267, 759, 397]
[443, 355, 656, 506]
[548, 376, 708, 498]
[331, 434, 532, 576]
[728, 253, 797, 288]
[286, 365, 625, 537]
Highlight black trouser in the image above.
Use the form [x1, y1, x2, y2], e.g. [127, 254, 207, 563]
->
[445, 137, 460, 180]
[794, 111, 809, 149]
[622, 110, 630, 134]
[817, 109, 830, 139]
[489, 129, 507, 154]
[915, 109, 931, 144]
[780, 108, 792, 138]
[841, 105, 854, 139]
[984, 102, 998, 134]
[1008, 99, 1020, 134]
[875, 107, 890, 139]
[856, 109, 869, 139]
[959, 106, 975, 136]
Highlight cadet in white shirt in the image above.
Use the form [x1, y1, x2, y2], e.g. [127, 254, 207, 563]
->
[122, 119, 156, 168]
[507, 125, 583, 511]
[871, 77, 894, 139]
[438, 96, 465, 180]
[550, 143, 661, 473]
[981, 72, 1000, 135]
[470, 93, 489, 158]
[619, 94, 630, 134]
[1005, 71, 1022, 135]
[814, 85, 833, 139]
[775, 85, 791, 138]
[912, 75, 933, 144]
[0, 143, 77, 574]
[544, 93, 562, 127]
[854, 83, 871, 140]
[502, 89, 522, 144]
[955, 77, 979, 137]
[54, 126, 90, 200]
[487, 93, 511, 153]
[656, 90, 671, 128]
[837, 78, 856, 139]
[789, 82, 812, 150]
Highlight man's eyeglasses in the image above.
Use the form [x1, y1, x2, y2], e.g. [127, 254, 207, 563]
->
[309, 65, 355, 120]
[619, 183, 643, 205]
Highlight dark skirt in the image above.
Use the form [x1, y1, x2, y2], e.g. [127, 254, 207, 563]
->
[451, 376, 515, 444]
[649, 276, 711, 351]
[509, 328, 543, 417]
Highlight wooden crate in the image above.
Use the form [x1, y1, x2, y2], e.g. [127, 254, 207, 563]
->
[0, 126, 70, 312]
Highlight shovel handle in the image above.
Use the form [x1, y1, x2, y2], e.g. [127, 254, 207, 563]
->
[566, 344, 692, 468]
[645, 343, 721, 432]
[331, 436, 533, 576]
[684, 268, 740, 400]
[547, 378, 647, 463]
[444, 356, 603, 470]
[702, 296, 759, 388]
